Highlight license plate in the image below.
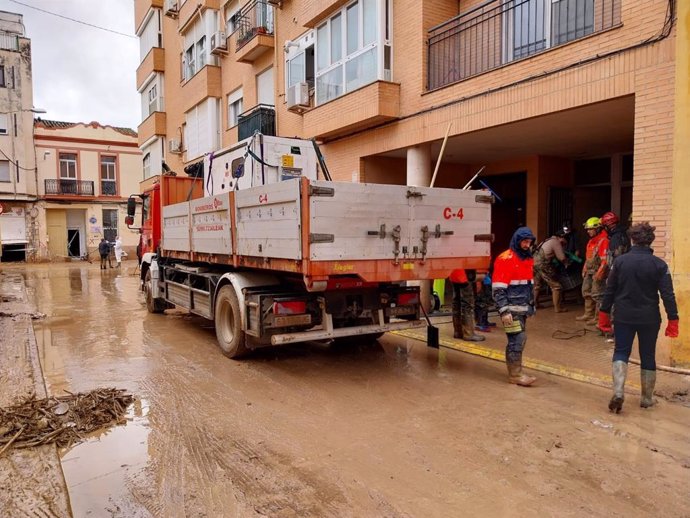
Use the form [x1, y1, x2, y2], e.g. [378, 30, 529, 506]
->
[274, 314, 312, 327]
[386, 305, 415, 317]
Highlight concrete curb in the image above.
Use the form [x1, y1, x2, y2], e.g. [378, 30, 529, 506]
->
[391, 329, 643, 391]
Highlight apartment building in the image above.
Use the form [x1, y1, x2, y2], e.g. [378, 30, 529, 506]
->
[0, 11, 39, 260]
[33, 120, 142, 261]
[134, 0, 689, 365]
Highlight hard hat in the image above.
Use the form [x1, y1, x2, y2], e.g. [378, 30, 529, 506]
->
[584, 217, 601, 229]
[601, 211, 619, 226]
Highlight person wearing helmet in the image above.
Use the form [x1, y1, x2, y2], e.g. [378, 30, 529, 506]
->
[532, 231, 570, 313]
[492, 227, 538, 386]
[601, 211, 631, 261]
[575, 217, 609, 325]
[597, 222, 679, 413]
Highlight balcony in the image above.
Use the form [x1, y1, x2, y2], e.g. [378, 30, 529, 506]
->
[301, 0, 348, 28]
[181, 65, 222, 112]
[135, 0, 163, 33]
[233, 0, 274, 63]
[137, 47, 165, 90]
[101, 181, 117, 196]
[179, 0, 220, 31]
[138, 111, 167, 147]
[45, 179, 94, 197]
[427, 0, 621, 91]
[238, 104, 276, 140]
[303, 81, 400, 140]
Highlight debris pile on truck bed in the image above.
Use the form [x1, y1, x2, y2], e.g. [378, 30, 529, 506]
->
[0, 388, 134, 455]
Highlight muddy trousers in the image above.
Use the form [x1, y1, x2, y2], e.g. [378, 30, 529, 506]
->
[452, 282, 476, 338]
[533, 261, 565, 310]
[580, 274, 604, 321]
[505, 315, 527, 364]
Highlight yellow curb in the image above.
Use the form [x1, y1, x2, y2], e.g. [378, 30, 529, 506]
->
[391, 329, 642, 391]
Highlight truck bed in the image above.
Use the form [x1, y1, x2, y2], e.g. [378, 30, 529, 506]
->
[161, 177, 491, 285]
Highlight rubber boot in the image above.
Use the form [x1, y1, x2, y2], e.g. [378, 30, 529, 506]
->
[461, 312, 485, 342]
[575, 298, 593, 321]
[640, 369, 657, 408]
[552, 289, 568, 313]
[507, 361, 536, 386]
[452, 314, 462, 339]
[608, 360, 627, 413]
[586, 303, 600, 326]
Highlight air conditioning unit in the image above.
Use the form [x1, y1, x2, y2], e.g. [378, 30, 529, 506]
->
[287, 82, 310, 112]
[210, 31, 227, 55]
[169, 138, 181, 154]
[164, 0, 179, 18]
[267, 0, 283, 6]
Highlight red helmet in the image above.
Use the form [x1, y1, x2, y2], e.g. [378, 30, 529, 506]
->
[601, 211, 619, 227]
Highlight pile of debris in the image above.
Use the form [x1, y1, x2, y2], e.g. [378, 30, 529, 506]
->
[0, 388, 134, 455]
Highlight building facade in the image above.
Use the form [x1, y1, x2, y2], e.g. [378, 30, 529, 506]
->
[33, 120, 142, 261]
[0, 11, 39, 260]
[135, 0, 689, 365]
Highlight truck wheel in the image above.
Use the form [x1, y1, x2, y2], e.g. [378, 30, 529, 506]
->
[144, 270, 166, 314]
[214, 285, 249, 358]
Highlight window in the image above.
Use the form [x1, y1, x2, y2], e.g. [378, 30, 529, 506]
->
[0, 160, 9, 182]
[59, 153, 77, 179]
[294, 0, 390, 106]
[143, 153, 151, 179]
[101, 156, 117, 195]
[227, 88, 243, 127]
[0, 65, 5, 88]
[102, 209, 118, 243]
[138, 8, 162, 61]
[185, 98, 220, 160]
[0, 114, 7, 135]
[256, 68, 274, 106]
[142, 78, 163, 117]
[225, 0, 240, 34]
[182, 10, 217, 81]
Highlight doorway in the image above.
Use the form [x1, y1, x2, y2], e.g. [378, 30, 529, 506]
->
[481, 172, 527, 259]
[67, 229, 81, 258]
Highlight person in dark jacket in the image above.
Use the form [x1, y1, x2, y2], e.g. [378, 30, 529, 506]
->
[598, 222, 679, 413]
[98, 238, 112, 270]
[601, 211, 631, 262]
[492, 227, 537, 386]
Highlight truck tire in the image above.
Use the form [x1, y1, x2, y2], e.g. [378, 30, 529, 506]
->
[214, 285, 249, 358]
[144, 270, 166, 314]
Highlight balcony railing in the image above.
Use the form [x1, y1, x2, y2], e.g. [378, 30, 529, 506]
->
[234, 0, 274, 51]
[45, 179, 95, 196]
[427, 0, 621, 90]
[238, 104, 276, 140]
[101, 181, 117, 196]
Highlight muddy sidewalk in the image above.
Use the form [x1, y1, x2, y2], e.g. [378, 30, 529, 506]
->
[0, 271, 71, 517]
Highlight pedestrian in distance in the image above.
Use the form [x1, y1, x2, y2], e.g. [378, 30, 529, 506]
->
[114, 236, 124, 268]
[532, 230, 570, 313]
[598, 222, 679, 413]
[450, 268, 485, 342]
[98, 238, 112, 270]
[492, 227, 537, 386]
[576, 217, 609, 325]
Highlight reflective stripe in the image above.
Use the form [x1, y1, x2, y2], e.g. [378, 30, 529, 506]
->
[506, 304, 530, 313]
[492, 282, 508, 289]
[509, 280, 531, 285]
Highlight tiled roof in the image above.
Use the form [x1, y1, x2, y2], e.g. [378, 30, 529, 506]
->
[34, 118, 137, 137]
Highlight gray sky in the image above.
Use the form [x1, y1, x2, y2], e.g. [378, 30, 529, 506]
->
[2, 0, 140, 129]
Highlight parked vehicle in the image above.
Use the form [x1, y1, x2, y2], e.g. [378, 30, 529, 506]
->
[127, 135, 492, 358]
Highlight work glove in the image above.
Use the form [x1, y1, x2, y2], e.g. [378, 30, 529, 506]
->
[500, 312, 513, 326]
[597, 311, 612, 334]
[665, 319, 679, 338]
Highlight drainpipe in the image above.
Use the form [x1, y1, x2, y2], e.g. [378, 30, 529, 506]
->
[670, 0, 690, 367]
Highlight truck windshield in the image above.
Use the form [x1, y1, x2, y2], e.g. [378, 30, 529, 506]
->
[142, 195, 150, 223]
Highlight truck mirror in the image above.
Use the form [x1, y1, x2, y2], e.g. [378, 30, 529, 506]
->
[125, 215, 134, 226]
[126, 196, 137, 217]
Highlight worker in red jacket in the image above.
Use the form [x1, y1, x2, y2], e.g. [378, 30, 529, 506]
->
[492, 227, 537, 386]
[449, 268, 485, 342]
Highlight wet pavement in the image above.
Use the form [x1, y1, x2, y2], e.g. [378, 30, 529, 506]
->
[2, 261, 690, 516]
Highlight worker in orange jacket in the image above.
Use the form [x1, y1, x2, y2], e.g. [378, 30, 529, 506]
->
[576, 217, 609, 325]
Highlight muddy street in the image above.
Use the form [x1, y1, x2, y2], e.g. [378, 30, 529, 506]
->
[3, 261, 690, 517]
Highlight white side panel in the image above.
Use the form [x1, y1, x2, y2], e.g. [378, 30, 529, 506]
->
[408, 186, 492, 259]
[190, 193, 232, 255]
[309, 182, 412, 261]
[235, 179, 301, 259]
[162, 202, 191, 251]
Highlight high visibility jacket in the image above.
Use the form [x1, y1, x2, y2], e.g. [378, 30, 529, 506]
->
[492, 249, 534, 316]
[449, 269, 468, 284]
[585, 231, 609, 275]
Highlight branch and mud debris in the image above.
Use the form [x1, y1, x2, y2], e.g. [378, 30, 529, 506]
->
[0, 388, 134, 455]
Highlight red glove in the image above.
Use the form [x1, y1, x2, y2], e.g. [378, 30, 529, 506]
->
[597, 312, 612, 333]
[665, 319, 679, 338]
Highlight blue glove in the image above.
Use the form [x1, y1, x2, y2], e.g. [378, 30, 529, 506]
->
[483, 275, 492, 286]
